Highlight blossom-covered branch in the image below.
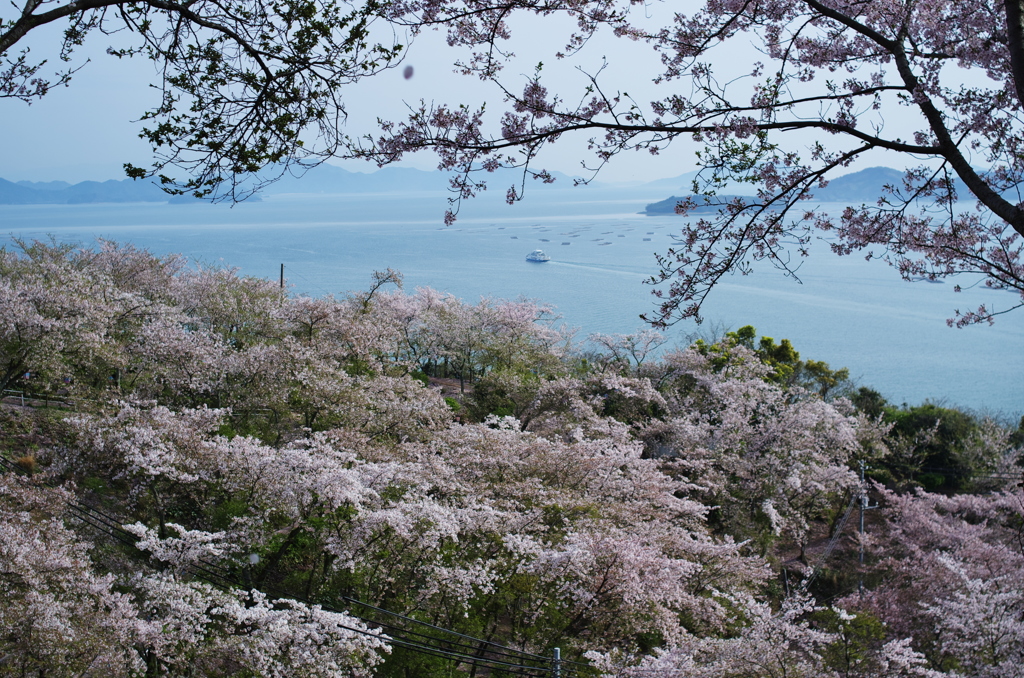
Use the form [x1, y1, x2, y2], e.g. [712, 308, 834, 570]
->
[363, 0, 1024, 325]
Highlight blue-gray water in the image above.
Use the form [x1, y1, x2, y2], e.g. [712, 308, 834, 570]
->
[3, 187, 1022, 416]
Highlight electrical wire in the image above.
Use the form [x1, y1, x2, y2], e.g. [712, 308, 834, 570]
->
[820, 494, 858, 562]
[258, 580, 543, 666]
[376, 636, 552, 677]
[250, 573, 555, 668]
[0, 456, 580, 676]
[337, 595, 553, 662]
[803, 493, 858, 589]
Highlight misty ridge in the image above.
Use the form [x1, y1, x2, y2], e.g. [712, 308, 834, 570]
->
[0, 165, 950, 206]
[1, 165, 581, 205]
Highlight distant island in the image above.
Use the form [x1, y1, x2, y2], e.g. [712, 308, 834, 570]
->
[643, 194, 752, 216]
[643, 166, 973, 215]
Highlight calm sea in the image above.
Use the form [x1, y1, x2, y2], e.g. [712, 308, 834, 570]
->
[3, 187, 1022, 416]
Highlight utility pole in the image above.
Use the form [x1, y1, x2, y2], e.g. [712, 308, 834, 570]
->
[858, 460, 878, 597]
[280, 263, 284, 289]
[553, 647, 561, 678]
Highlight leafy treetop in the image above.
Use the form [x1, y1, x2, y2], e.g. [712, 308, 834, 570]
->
[1, 0, 403, 199]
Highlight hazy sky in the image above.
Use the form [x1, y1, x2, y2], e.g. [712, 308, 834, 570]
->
[0, 12, 678, 183]
[1, 6, 913, 185]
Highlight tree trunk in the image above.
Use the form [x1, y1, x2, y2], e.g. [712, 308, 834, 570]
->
[1006, 0, 1024, 108]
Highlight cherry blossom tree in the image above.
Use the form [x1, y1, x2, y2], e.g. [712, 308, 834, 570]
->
[852, 484, 1024, 676]
[337, 415, 770, 656]
[56, 391, 769, 665]
[171, 266, 288, 349]
[638, 341, 865, 553]
[365, 0, 1024, 326]
[375, 287, 571, 393]
[0, 475, 143, 677]
[123, 314, 230, 405]
[130, 575, 388, 677]
[11, 236, 1024, 676]
[0, 472, 388, 677]
[588, 594, 942, 678]
[0, 239, 182, 394]
[588, 330, 669, 374]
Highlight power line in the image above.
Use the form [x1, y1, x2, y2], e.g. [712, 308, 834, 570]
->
[337, 595, 553, 662]
[0, 456, 588, 676]
[805, 492, 858, 589]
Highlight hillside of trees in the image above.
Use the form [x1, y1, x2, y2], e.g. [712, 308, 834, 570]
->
[2, 239, 1023, 677]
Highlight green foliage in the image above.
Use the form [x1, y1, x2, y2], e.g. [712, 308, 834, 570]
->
[847, 389, 1019, 493]
[727, 324, 758, 349]
[850, 387, 887, 420]
[755, 334, 801, 383]
[633, 629, 667, 654]
[884, 402, 978, 491]
[465, 369, 540, 422]
[803, 359, 851, 398]
[814, 609, 888, 678]
[217, 422, 237, 438]
[84, 0, 405, 199]
[1011, 415, 1024, 450]
[210, 498, 250, 531]
[81, 476, 108, 494]
[375, 644, 464, 678]
[695, 325, 851, 397]
[917, 472, 947, 491]
[599, 386, 665, 425]
[541, 503, 600, 543]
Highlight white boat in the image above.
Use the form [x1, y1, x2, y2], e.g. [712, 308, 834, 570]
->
[526, 249, 551, 262]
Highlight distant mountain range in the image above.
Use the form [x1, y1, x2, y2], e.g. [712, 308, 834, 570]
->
[0, 177, 205, 205]
[643, 166, 973, 215]
[0, 164, 591, 205]
[0, 164, 979, 207]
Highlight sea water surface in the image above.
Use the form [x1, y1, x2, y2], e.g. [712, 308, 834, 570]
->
[2, 187, 1022, 416]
